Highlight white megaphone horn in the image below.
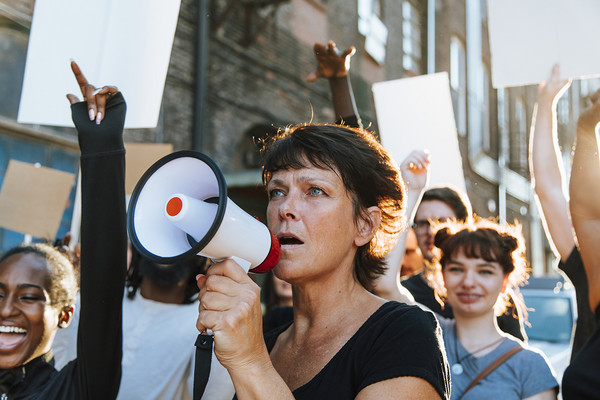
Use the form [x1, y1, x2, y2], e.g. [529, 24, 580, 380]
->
[127, 151, 280, 273]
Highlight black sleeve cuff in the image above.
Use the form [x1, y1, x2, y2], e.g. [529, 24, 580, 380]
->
[71, 92, 127, 156]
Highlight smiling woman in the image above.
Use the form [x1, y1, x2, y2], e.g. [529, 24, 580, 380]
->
[0, 245, 77, 372]
[430, 218, 558, 400]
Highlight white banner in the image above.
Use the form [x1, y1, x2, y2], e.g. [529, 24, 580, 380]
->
[372, 72, 466, 193]
[488, 0, 600, 88]
[18, 0, 182, 128]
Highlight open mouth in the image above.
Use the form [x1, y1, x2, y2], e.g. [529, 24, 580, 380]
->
[0, 326, 27, 349]
[278, 236, 304, 246]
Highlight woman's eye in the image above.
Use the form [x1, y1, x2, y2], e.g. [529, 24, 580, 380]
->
[269, 188, 284, 199]
[20, 296, 44, 302]
[309, 187, 324, 196]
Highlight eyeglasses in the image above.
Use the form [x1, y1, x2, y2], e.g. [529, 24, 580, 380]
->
[411, 217, 451, 231]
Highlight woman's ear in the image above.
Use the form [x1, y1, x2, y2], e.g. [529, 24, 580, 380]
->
[354, 206, 382, 247]
[57, 306, 74, 329]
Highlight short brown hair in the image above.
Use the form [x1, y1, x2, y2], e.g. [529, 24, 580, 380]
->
[261, 123, 406, 291]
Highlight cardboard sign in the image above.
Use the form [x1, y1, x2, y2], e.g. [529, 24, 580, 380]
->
[125, 142, 174, 195]
[372, 72, 466, 193]
[18, 0, 182, 128]
[488, 0, 600, 87]
[0, 160, 75, 239]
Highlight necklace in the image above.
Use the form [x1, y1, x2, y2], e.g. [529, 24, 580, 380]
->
[451, 324, 505, 376]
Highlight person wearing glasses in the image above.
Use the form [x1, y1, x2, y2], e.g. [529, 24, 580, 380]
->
[402, 187, 472, 318]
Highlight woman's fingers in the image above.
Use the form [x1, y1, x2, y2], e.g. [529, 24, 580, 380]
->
[70, 60, 89, 95]
[66, 94, 80, 105]
[342, 45, 356, 58]
[69, 61, 120, 124]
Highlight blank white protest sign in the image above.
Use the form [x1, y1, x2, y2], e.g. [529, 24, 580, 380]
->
[487, 0, 600, 88]
[18, 0, 182, 128]
[372, 72, 466, 194]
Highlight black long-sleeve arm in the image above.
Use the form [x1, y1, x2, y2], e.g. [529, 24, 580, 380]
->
[72, 93, 127, 399]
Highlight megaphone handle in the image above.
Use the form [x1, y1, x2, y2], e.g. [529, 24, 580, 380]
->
[211, 257, 252, 273]
[193, 333, 214, 400]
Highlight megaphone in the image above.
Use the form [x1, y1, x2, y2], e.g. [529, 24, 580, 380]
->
[127, 151, 280, 273]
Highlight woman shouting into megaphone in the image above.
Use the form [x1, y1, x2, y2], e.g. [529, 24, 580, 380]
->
[195, 123, 451, 400]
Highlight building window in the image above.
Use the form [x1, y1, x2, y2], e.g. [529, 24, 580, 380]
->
[450, 36, 467, 136]
[402, 1, 422, 73]
[0, 27, 28, 120]
[358, 0, 388, 65]
[557, 96, 570, 126]
[481, 62, 491, 152]
[510, 96, 527, 172]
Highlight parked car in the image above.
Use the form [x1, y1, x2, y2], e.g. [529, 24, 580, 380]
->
[521, 276, 576, 382]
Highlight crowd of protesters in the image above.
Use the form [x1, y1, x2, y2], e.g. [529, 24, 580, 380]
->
[0, 39, 598, 400]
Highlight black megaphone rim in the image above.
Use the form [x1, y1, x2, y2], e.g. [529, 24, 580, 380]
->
[127, 150, 228, 264]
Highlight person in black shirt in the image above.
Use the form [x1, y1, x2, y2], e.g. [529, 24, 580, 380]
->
[529, 64, 596, 360]
[195, 123, 450, 398]
[562, 85, 600, 398]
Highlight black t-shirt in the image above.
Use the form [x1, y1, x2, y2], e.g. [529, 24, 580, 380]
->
[557, 247, 596, 359]
[402, 273, 453, 318]
[562, 305, 600, 399]
[263, 306, 294, 334]
[262, 302, 450, 399]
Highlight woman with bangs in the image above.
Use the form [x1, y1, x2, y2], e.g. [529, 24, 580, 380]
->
[431, 218, 558, 399]
[195, 123, 450, 399]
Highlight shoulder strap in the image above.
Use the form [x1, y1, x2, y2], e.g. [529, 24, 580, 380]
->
[461, 345, 524, 398]
[193, 333, 214, 400]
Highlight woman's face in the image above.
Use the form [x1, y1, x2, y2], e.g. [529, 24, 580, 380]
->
[266, 164, 373, 285]
[0, 253, 62, 369]
[442, 249, 508, 319]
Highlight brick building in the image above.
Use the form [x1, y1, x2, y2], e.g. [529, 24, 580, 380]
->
[0, 0, 594, 274]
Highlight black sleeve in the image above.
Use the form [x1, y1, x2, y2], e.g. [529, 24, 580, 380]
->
[72, 93, 127, 399]
[559, 247, 597, 359]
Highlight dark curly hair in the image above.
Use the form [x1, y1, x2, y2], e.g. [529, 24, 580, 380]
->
[126, 245, 209, 304]
[260, 123, 406, 291]
[0, 242, 78, 309]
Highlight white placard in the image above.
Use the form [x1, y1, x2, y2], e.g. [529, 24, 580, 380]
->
[372, 72, 466, 193]
[17, 0, 182, 128]
[488, 0, 600, 88]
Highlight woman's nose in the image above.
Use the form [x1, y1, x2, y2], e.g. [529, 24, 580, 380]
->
[0, 295, 19, 318]
[461, 270, 476, 287]
[278, 193, 299, 220]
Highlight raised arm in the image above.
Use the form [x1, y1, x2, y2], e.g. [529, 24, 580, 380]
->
[570, 88, 600, 311]
[374, 150, 430, 303]
[67, 61, 127, 399]
[529, 64, 574, 261]
[307, 40, 361, 127]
